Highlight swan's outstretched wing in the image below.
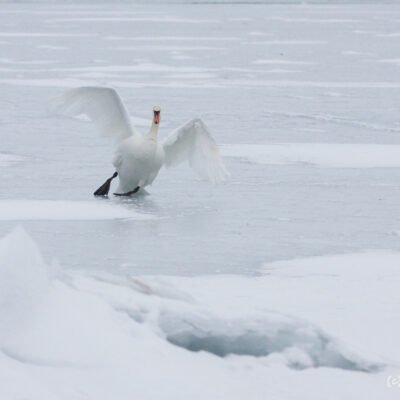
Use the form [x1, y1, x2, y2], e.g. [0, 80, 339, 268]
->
[163, 118, 229, 183]
[53, 87, 136, 141]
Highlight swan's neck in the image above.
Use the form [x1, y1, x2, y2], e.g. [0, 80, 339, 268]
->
[147, 122, 159, 141]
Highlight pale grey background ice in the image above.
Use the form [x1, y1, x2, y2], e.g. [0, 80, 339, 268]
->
[1, 2, 400, 275]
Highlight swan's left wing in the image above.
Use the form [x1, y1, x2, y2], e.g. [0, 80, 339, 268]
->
[52, 86, 137, 142]
[162, 118, 229, 183]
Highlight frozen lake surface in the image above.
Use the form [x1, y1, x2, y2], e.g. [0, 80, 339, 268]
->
[2, 2, 400, 275]
[1, 3, 400, 398]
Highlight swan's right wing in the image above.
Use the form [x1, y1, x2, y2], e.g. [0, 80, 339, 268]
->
[163, 118, 229, 184]
[52, 87, 136, 142]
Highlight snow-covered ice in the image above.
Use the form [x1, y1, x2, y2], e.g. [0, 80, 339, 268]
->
[0, 200, 154, 220]
[223, 143, 400, 168]
[0, 227, 398, 400]
[1, 1, 400, 398]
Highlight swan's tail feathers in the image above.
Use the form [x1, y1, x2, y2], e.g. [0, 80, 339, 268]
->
[51, 87, 136, 142]
[93, 172, 118, 197]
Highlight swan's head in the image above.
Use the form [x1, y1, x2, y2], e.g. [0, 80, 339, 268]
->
[153, 106, 161, 125]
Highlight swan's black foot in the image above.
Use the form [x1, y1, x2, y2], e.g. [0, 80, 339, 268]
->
[93, 172, 118, 196]
[114, 186, 140, 196]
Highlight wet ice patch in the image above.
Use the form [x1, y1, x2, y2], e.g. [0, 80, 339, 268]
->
[0, 200, 154, 221]
[222, 143, 400, 168]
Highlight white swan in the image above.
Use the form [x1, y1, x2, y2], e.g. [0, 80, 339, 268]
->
[54, 87, 229, 196]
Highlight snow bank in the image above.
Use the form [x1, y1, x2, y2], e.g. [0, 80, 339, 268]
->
[0, 227, 49, 343]
[260, 252, 400, 363]
[0, 228, 396, 400]
[0, 200, 154, 220]
[222, 143, 400, 168]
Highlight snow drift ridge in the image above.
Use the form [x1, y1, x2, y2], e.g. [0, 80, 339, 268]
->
[0, 227, 386, 400]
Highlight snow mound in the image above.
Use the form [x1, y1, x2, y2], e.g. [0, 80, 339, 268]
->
[75, 273, 381, 372]
[222, 143, 400, 168]
[0, 200, 154, 220]
[0, 228, 391, 400]
[0, 227, 50, 341]
[0, 228, 138, 367]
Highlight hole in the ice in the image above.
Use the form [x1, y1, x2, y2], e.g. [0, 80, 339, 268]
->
[159, 313, 382, 372]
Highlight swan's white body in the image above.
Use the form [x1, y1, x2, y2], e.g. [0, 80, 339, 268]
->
[54, 87, 228, 194]
[113, 134, 164, 193]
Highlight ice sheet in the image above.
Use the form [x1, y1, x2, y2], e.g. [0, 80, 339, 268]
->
[222, 143, 400, 168]
[2, 2, 400, 275]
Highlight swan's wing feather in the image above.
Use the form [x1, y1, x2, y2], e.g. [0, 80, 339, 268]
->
[53, 87, 136, 141]
[163, 118, 229, 183]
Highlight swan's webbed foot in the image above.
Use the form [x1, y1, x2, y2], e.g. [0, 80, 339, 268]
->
[113, 186, 140, 197]
[93, 172, 118, 196]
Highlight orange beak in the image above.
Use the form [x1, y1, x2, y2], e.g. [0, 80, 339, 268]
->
[153, 111, 160, 125]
